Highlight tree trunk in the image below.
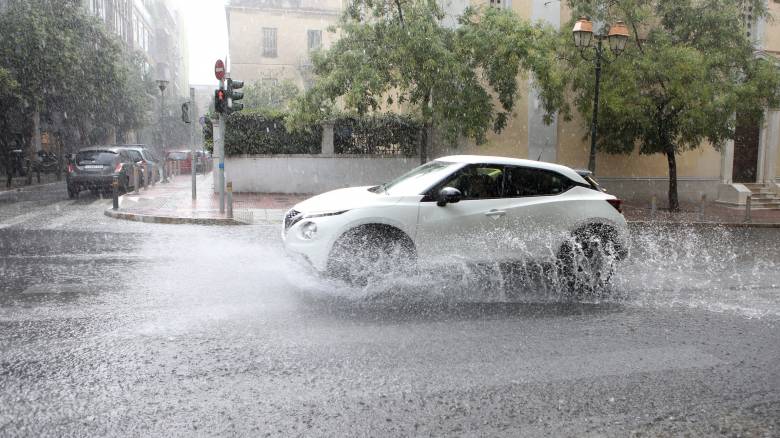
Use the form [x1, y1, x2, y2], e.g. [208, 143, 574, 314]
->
[665, 147, 679, 212]
[419, 123, 428, 165]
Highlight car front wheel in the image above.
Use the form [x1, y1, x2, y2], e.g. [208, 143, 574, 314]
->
[326, 225, 416, 287]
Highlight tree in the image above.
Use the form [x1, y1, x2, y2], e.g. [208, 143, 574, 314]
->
[243, 79, 300, 112]
[287, 1, 554, 163]
[0, 0, 152, 153]
[537, 0, 780, 211]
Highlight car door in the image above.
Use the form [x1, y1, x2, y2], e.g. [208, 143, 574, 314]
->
[497, 166, 578, 260]
[414, 164, 508, 264]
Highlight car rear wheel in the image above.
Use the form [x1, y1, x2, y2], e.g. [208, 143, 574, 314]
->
[557, 225, 621, 299]
[326, 225, 416, 287]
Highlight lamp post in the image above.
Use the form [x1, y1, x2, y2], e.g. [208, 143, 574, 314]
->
[573, 17, 630, 174]
[156, 79, 169, 182]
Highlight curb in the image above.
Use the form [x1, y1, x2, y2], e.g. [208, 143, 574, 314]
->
[628, 220, 780, 229]
[104, 208, 247, 226]
[0, 180, 64, 197]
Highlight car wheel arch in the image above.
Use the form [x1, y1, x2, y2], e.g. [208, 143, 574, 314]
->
[331, 223, 417, 257]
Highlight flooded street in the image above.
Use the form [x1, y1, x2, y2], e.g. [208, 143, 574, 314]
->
[0, 185, 778, 436]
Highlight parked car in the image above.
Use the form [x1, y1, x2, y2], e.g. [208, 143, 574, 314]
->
[166, 150, 193, 174]
[282, 155, 629, 291]
[116, 145, 162, 185]
[66, 147, 137, 198]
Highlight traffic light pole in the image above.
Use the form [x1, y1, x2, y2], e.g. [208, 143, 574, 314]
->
[190, 87, 197, 201]
[212, 115, 225, 213]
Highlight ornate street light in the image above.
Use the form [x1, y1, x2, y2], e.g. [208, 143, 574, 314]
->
[573, 17, 630, 173]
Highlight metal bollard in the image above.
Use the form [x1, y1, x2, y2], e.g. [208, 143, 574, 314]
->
[112, 176, 119, 210]
[151, 166, 156, 187]
[133, 166, 139, 195]
[226, 181, 233, 219]
[651, 195, 657, 218]
[143, 163, 148, 190]
[745, 195, 752, 223]
[699, 192, 706, 222]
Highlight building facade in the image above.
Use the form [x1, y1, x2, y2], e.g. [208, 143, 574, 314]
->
[226, 0, 343, 90]
[83, 0, 189, 99]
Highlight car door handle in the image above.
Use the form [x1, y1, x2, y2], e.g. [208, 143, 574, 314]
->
[485, 209, 506, 218]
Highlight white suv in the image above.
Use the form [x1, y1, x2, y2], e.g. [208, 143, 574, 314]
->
[283, 156, 629, 290]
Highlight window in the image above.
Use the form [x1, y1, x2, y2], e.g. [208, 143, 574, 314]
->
[437, 165, 504, 200]
[307, 29, 322, 52]
[503, 166, 573, 197]
[489, 0, 511, 8]
[263, 27, 278, 57]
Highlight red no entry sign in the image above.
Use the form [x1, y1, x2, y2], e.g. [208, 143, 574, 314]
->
[214, 59, 225, 80]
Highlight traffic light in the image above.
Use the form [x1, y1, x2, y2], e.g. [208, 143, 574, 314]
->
[214, 88, 227, 114]
[181, 102, 191, 124]
[227, 78, 244, 113]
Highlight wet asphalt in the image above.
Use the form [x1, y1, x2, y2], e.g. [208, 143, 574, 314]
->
[0, 182, 778, 437]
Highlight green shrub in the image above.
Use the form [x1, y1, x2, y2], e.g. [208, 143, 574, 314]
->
[219, 110, 421, 156]
[334, 113, 420, 156]
[224, 110, 321, 155]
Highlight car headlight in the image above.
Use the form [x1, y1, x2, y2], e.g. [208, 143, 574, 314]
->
[300, 221, 317, 240]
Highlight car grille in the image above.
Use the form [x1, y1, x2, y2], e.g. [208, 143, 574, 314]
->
[284, 209, 302, 232]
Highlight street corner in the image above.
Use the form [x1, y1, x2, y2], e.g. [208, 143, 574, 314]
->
[103, 207, 248, 226]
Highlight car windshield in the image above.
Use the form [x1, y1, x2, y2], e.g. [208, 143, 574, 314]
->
[76, 151, 117, 165]
[376, 160, 464, 195]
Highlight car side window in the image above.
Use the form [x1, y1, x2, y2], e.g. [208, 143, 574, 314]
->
[504, 166, 573, 197]
[439, 165, 504, 200]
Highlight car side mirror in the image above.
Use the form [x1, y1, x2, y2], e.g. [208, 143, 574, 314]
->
[437, 187, 462, 207]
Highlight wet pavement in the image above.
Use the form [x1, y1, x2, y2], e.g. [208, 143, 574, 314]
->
[0, 182, 778, 436]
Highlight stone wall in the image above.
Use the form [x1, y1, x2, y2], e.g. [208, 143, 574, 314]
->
[224, 155, 420, 194]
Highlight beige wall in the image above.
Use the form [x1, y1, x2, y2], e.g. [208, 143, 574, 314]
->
[764, 2, 780, 54]
[228, 6, 340, 87]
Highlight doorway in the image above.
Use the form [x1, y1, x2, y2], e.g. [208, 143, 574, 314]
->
[732, 113, 760, 183]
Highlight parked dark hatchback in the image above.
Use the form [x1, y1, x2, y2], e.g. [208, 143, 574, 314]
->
[66, 147, 137, 198]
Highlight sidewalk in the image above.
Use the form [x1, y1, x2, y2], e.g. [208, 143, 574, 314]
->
[623, 199, 780, 227]
[1, 172, 63, 194]
[105, 174, 780, 227]
[105, 172, 307, 225]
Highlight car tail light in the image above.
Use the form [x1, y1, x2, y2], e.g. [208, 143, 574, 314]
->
[67, 164, 75, 173]
[607, 199, 623, 213]
[114, 162, 123, 173]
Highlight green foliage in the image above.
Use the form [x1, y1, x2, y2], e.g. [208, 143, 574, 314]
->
[0, 0, 153, 152]
[287, 1, 553, 150]
[243, 79, 301, 112]
[224, 111, 322, 155]
[334, 113, 421, 156]
[213, 111, 422, 156]
[535, 0, 780, 210]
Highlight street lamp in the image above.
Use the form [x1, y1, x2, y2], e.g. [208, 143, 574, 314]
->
[156, 79, 169, 182]
[573, 17, 630, 173]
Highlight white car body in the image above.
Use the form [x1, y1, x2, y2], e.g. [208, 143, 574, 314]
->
[282, 155, 628, 273]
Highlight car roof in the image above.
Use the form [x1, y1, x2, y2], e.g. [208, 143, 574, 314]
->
[435, 155, 588, 184]
[78, 146, 122, 153]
